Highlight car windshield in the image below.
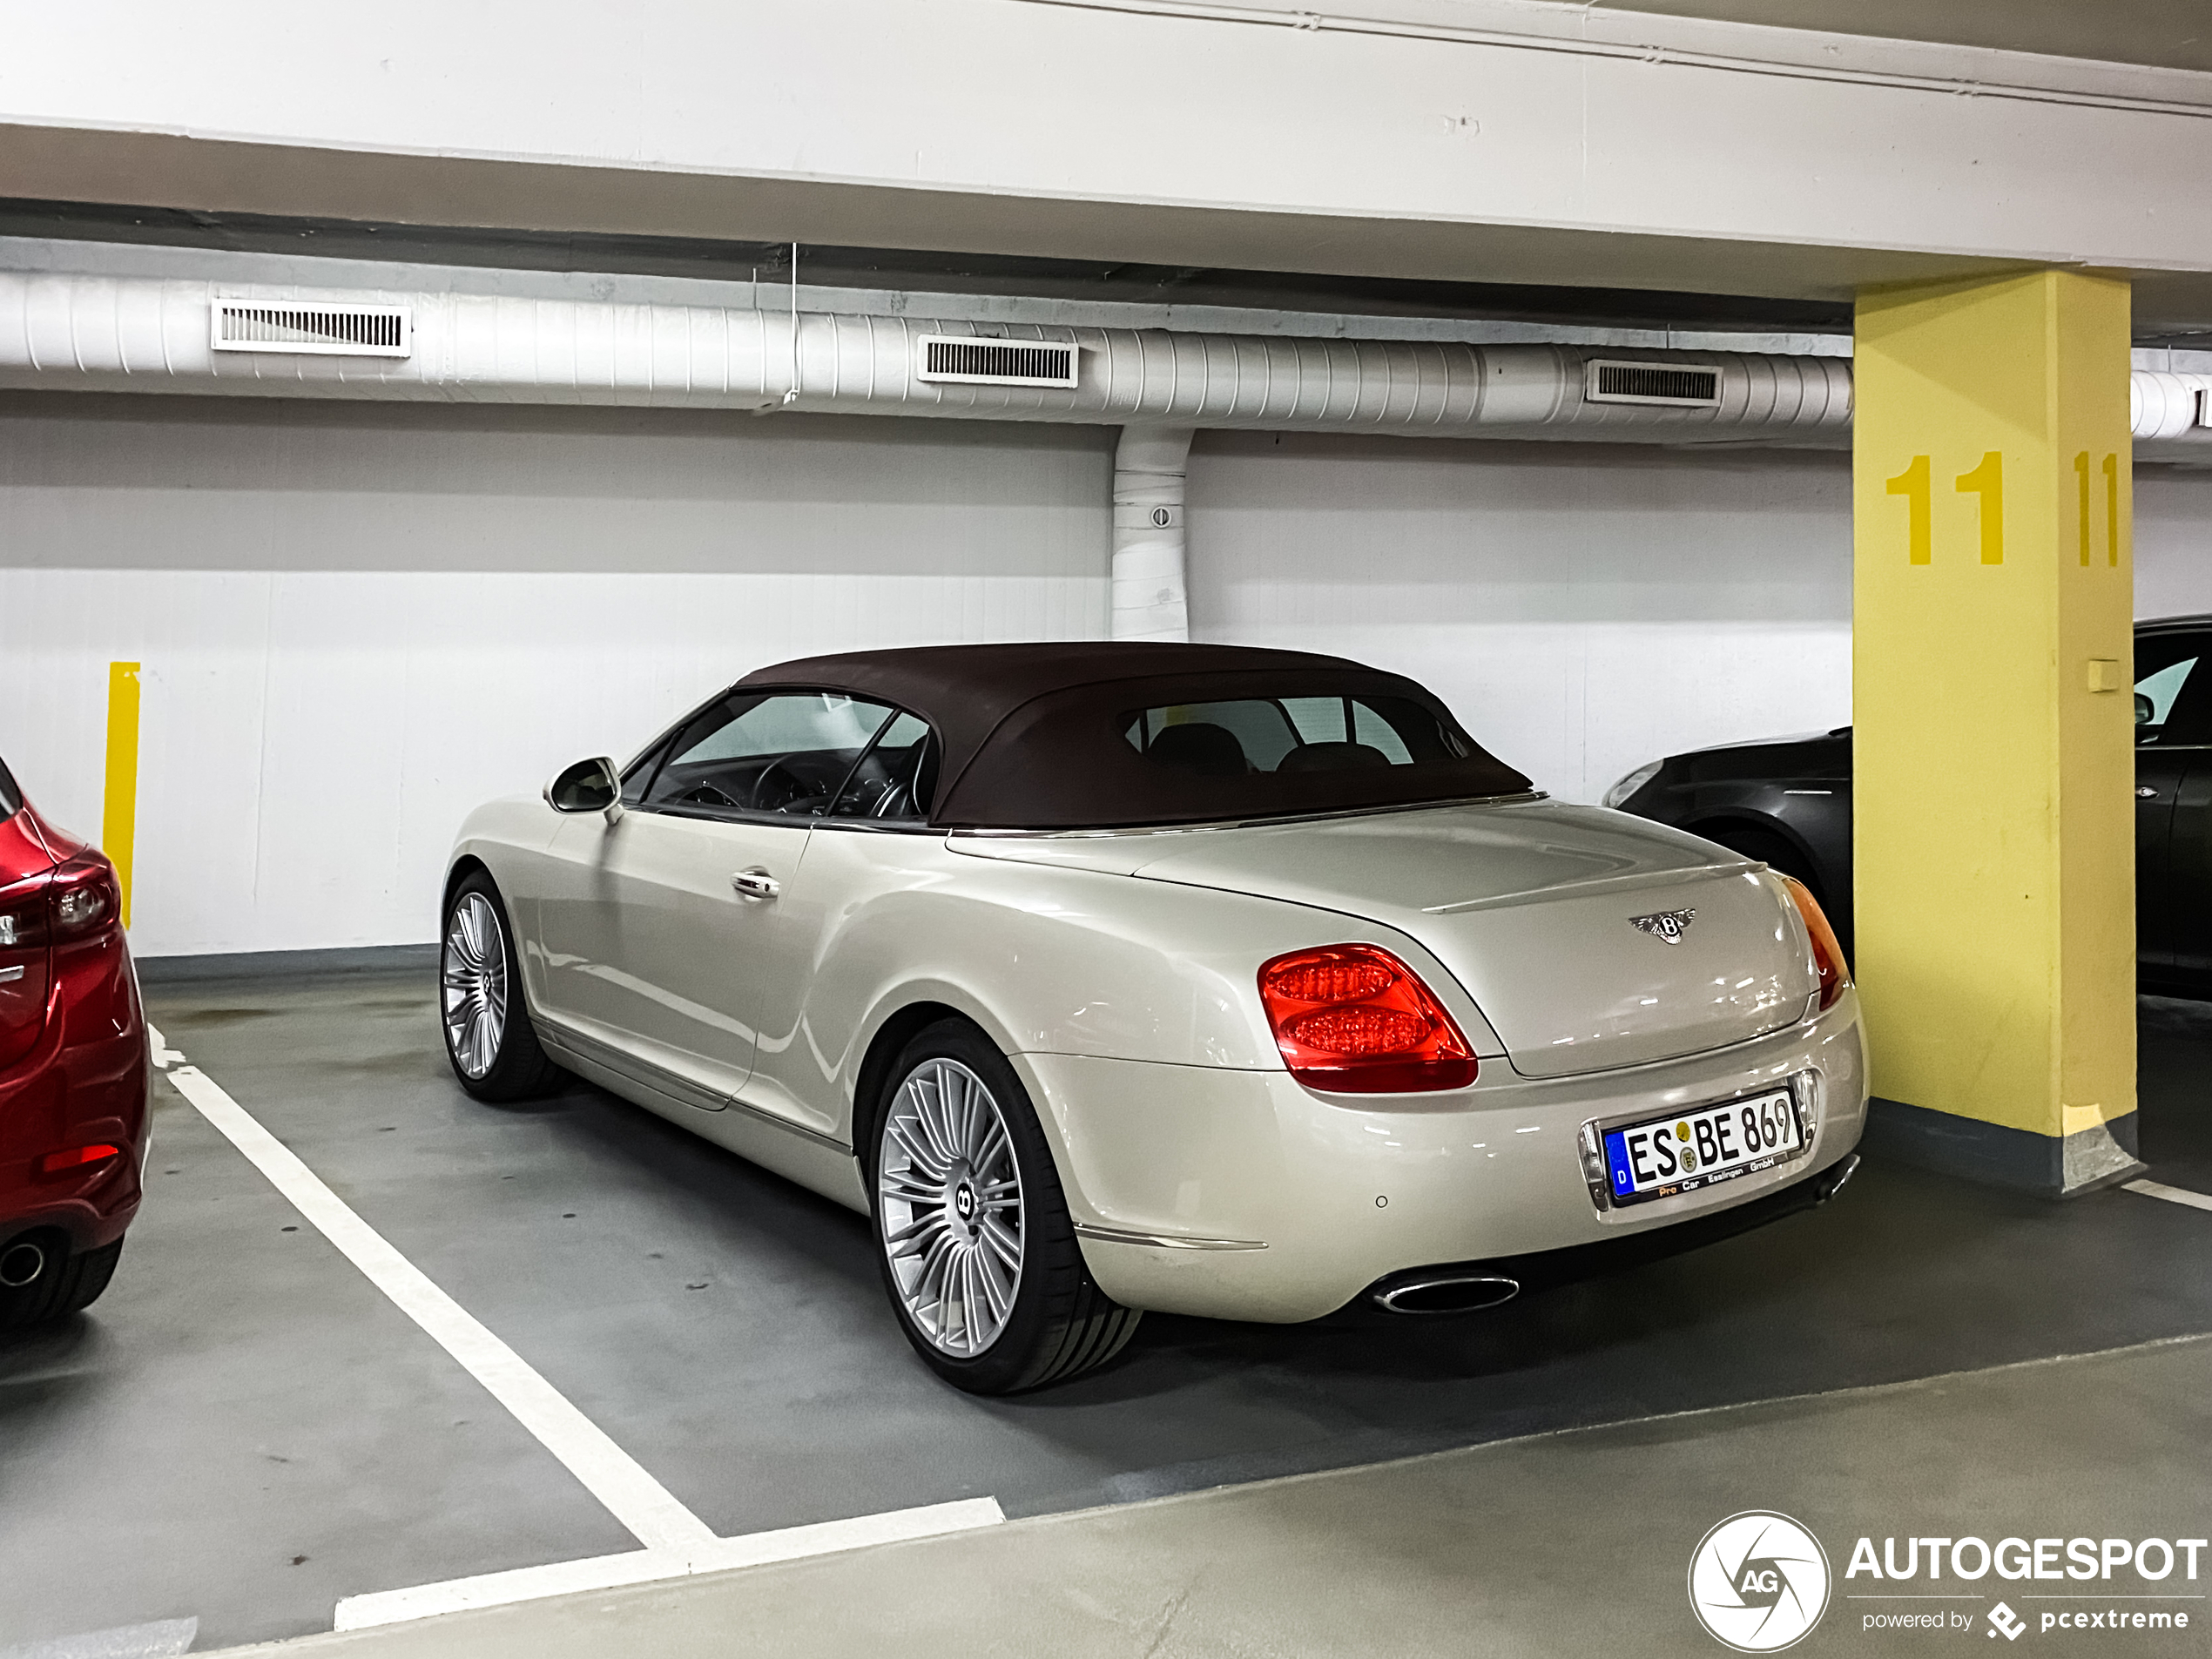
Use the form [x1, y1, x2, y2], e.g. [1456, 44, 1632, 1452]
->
[0, 759, 17, 823]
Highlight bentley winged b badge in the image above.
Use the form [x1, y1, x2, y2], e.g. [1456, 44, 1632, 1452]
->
[1629, 907, 1696, 944]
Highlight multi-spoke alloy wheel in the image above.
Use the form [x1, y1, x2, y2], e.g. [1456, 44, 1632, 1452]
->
[438, 872, 562, 1102]
[870, 1021, 1142, 1394]
[442, 891, 508, 1081]
[877, 1057, 1025, 1358]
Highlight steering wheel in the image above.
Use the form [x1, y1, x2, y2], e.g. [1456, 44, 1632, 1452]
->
[749, 755, 825, 815]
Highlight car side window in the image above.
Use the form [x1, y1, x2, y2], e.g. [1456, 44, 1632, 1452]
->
[645, 691, 895, 817]
[826, 711, 939, 823]
[2138, 637, 2212, 746]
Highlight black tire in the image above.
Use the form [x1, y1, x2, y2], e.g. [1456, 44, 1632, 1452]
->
[869, 1019, 1140, 1394]
[0, 1234, 123, 1332]
[440, 870, 564, 1103]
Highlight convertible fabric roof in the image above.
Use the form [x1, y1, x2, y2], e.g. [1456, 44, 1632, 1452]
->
[735, 641, 1531, 828]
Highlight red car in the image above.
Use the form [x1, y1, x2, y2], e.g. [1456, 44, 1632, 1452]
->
[0, 755, 146, 1331]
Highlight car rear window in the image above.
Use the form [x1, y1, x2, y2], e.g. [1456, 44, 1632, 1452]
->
[0, 759, 18, 823]
[1123, 696, 1452, 778]
[937, 671, 1529, 828]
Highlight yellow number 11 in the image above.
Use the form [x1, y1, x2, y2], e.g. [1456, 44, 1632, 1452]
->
[2075, 451, 2122, 566]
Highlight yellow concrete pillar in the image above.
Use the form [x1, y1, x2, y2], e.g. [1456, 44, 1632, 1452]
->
[1853, 270, 2141, 1195]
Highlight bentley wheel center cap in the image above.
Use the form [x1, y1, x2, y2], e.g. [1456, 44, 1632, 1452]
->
[954, 1183, 977, 1225]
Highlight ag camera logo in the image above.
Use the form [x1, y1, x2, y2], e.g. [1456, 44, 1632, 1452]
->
[1689, 1512, 1831, 1652]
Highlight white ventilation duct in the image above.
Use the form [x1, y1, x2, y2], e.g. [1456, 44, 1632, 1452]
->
[0, 273, 1855, 445]
[2133, 371, 2212, 443]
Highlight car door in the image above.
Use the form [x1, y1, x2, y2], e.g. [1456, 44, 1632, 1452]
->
[534, 689, 898, 1103]
[2138, 635, 2212, 980]
[738, 709, 940, 1137]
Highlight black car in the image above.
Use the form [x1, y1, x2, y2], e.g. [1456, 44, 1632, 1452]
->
[1606, 615, 2212, 995]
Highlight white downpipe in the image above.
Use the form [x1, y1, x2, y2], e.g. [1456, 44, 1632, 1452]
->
[1113, 427, 1197, 642]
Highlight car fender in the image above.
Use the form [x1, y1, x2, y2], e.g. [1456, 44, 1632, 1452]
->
[801, 833, 1505, 1150]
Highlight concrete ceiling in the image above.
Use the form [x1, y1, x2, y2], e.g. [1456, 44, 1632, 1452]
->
[1598, 0, 2212, 75]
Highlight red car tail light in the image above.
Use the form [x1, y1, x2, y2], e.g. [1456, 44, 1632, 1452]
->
[1258, 944, 1478, 1093]
[49, 855, 121, 942]
[1779, 875, 1850, 1011]
[38, 1143, 121, 1177]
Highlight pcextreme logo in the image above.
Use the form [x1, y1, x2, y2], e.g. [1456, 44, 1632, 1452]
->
[1689, 1512, 1833, 1652]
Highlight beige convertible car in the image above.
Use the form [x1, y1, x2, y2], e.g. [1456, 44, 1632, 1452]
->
[441, 644, 1865, 1393]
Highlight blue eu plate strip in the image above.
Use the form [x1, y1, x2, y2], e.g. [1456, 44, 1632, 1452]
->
[1604, 1129, 1635, 1197]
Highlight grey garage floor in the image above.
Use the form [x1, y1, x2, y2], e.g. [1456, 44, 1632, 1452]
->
[4, 973, 2212, 1651]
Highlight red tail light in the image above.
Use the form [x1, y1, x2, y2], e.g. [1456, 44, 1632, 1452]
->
[1258, 944, 1478, 1093]
[49, 855, 121, 942]
[1779, 875, 1850, 1011]
[38, 1143, 121, 1177]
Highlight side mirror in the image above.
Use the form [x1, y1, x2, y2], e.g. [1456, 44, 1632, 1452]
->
[546, 756, 624, 820]
[2136, 692, 2155, 727]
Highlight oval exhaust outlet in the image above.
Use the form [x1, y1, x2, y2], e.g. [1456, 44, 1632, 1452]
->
[0, 1240, 47, 1288]
[1373, 1274, 1520, 1315]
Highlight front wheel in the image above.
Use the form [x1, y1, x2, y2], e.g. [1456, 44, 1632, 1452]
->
[440, 871, 563, 1102]
[873, 1021, 1140, 1394]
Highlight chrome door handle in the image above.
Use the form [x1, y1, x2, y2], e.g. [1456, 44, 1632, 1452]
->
[2137, 786, 2161, 799]
[731, 868, 780, 900]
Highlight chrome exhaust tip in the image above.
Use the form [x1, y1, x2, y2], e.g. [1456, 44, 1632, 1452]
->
[1816, 1152, 1862, 1204]
[1372, 1274, 1521, 1315]
[0, 1240, 47, 1289]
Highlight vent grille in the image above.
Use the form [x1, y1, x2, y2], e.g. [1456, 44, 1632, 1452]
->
[212, 301, 412, 358]
[1585, 360, 1722, 408]
[916, 335, 1078, 388]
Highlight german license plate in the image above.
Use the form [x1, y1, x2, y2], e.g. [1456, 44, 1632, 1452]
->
[1602, 1089, 1804, 1206]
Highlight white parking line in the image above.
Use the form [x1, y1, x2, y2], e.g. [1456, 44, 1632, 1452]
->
[2126, 1178, 2212, 1213]
[331, 1501, 1007, 1629]
[145, 1024, 1004, 1628]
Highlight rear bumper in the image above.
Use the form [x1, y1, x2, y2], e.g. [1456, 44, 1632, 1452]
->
[0, 931, 148, 1255]
[1363, 1150, 1860, 1313]
[1022, 988, 1867, 1323]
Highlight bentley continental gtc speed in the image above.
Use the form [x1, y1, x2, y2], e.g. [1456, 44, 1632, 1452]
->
[441, 644, 1867, 1393]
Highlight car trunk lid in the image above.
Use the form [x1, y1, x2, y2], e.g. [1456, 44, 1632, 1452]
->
[1129, 799, 1816, 1079]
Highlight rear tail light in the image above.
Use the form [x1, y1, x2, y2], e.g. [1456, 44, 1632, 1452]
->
[49, 856, 120, 942]
[1779, 875, 1850, 1011]
[38, 1143, 121, 1177]
[1258, 944, 1478, 1093]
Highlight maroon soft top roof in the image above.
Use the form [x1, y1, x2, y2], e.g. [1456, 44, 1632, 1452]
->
[735, 640, 1530, 829]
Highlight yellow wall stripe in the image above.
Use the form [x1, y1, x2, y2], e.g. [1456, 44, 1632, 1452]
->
[103, 661, 141, 930]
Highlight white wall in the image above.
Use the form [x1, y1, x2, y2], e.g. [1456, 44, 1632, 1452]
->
[1190, 434, 1855, 804]
[2133, 468, 2212, 622]
[7, 393, 2212, 957]
[0, 395, 1109, 957]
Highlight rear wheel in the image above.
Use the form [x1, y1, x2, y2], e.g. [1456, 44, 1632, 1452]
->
[872, 1020, 1140, 1394]
[0, 1233, 123, 1332]
[440, 871, 563, 1102]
